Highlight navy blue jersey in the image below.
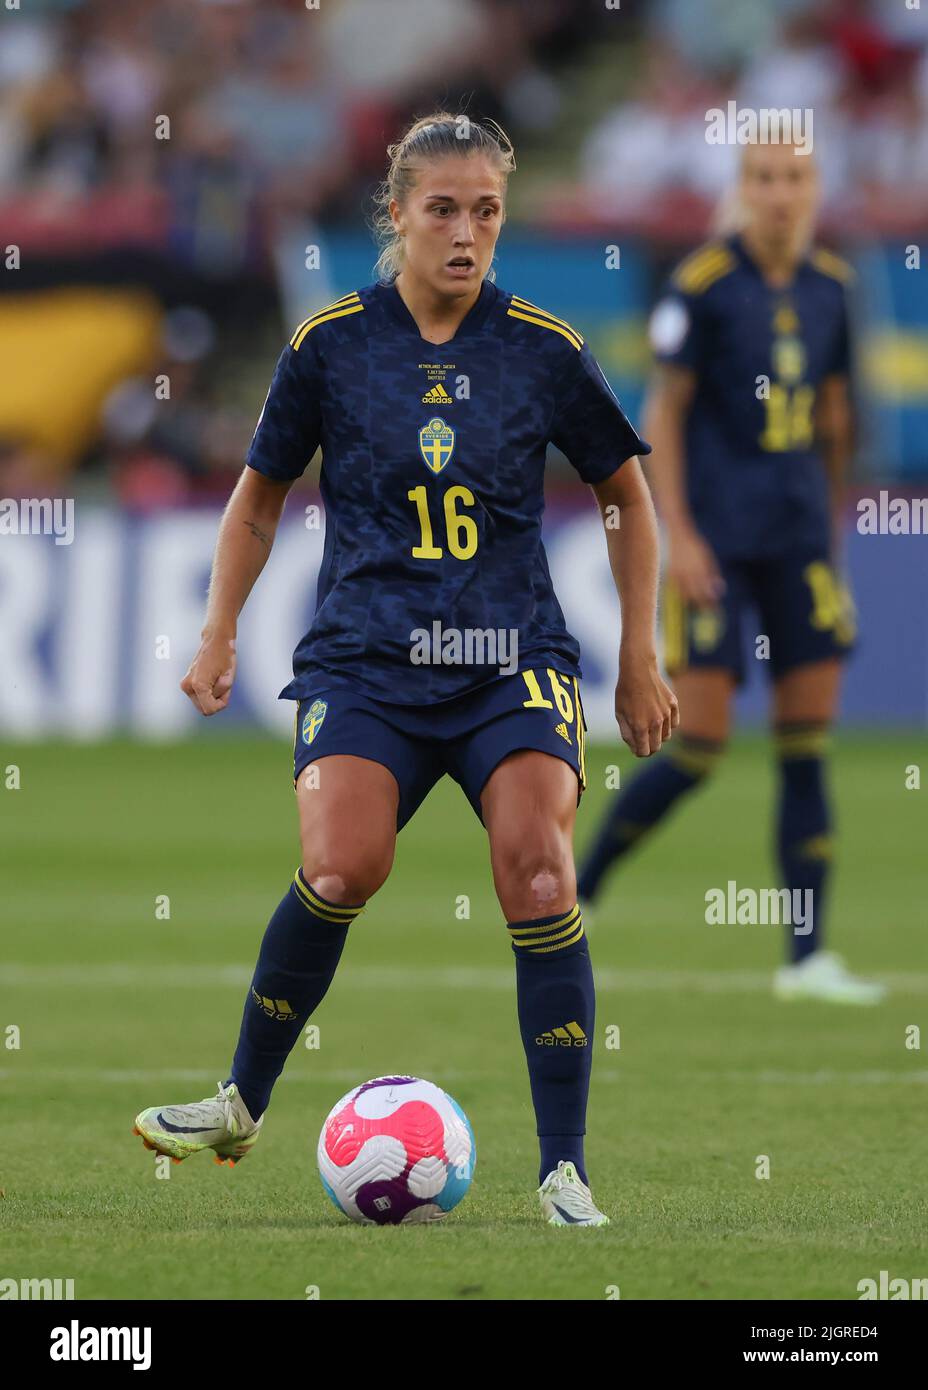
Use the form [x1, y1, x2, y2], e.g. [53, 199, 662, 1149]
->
[247, 278, 648, 703]
[648, 236, 852, 560]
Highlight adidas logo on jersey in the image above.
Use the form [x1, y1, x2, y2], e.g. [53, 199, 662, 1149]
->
[554, 721, 571, 744]
[536, 1021, 588, 1047]
[421, 382, 453, 404]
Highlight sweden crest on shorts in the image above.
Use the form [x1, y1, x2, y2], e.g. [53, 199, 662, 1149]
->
[302, 699, 328, 745]
[419, 416, 455, 474]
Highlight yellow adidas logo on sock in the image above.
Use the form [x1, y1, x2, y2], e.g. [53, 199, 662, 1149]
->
[421, 382, 453, 404]
[251, 987, 297, 1022]
[535, 1020, 588, 1047]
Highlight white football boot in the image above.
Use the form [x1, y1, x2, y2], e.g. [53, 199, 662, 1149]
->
[134, 1081, 263, 1166]
[774, 951, 887, 1006]
[538, 1160, 611, 1227]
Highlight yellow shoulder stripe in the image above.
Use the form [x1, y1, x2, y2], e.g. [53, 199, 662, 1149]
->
[507, 309, 583, 349]
[811, 248, 855, 284]
[291, 291, 359, 338]
[673, 241, 727, 278]
[509, 295, 584, 343]
[291, 293, 363, 350]
[507, 298, 583, 350]
[673, 243, 736, 295]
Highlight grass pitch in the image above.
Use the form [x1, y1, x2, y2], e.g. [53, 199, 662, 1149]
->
[1, 732, 925, 1300]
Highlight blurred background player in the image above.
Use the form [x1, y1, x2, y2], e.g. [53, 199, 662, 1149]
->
[578, 137, 885, 1005]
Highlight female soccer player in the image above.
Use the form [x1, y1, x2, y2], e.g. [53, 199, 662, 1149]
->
[133, 113, 677, 1224]
[578, 138, 884, 1005]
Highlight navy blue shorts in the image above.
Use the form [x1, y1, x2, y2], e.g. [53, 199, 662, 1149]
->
[662, 550, 857, 685]
[292, 668, 587, 830]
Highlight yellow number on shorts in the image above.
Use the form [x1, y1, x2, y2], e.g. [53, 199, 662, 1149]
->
[520, 670, 553, 709]
[803, 561, 856, 643]
[521, 669, 573, 722]
[548, 670, 574, 721]
[407, 485, 477, 560]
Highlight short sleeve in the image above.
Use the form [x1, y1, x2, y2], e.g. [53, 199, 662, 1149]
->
[648, 289, 705, 369]
[246, 340, 323, 482]
[550, 341, 651, 485]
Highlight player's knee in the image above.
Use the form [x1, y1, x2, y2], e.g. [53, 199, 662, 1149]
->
[494, 837, 575, 918]
[666, 736, 727, 783]
[527, 864, 571, 912]
[304, 855, 391, 907]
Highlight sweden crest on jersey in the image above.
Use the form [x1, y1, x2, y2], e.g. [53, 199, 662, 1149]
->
[418, 416, 455, 474]
[302, 699, 328, 745]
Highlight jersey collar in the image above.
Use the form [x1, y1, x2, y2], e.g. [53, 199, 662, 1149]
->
[376, 276, 496, 342]
[731, 233, 811, 289]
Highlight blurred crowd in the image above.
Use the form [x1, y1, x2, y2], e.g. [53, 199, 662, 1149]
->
[1, 0, 926, 499]
[0, 0, 592, 251]
[0, 0, 596, 499]
[578, 0, 928, 232]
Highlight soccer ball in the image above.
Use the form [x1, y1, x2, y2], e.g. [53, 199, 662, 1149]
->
[317, 1075, 476, 1225]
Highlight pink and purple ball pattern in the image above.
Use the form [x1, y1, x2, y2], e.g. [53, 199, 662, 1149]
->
[317, 1076, 475, 1224]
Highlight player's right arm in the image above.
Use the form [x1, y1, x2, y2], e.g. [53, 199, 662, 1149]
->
[182, 335, 323, 716]
[643, 365, 724, 607]
[181, 469, 293, 716]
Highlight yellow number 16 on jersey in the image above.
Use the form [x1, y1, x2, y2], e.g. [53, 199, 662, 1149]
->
[407, 485, 479, 561]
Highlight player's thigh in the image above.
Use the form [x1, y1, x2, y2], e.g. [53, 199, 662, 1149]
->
[757, 552, 856, 684]
[296, 754, 398, 902]
[481, 750, 578, 918]
[772, 658, 843, 727]
[671, 668, 737, 742]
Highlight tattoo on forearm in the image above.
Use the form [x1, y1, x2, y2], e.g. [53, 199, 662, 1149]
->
[244, 519, 272, 550]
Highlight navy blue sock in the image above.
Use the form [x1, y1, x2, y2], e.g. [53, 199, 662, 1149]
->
[578, 738, 724, 901]
[775, 725, 830, 964]
[228, 869, 363, 1120]
[508, 905, 594, 1186]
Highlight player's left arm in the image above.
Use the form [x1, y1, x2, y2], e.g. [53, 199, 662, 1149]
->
[592, 461, 679, 757]
[815, 372, 853, 565]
